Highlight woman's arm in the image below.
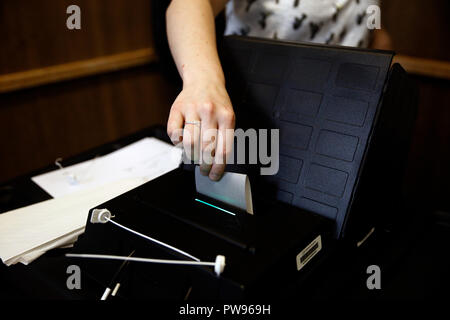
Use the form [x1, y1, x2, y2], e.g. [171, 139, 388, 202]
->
[166, 0, 232, 181]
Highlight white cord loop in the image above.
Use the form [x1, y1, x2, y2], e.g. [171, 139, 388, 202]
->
[105, 214, 199, 262]
[79, 208, 227, 275]
[66, 253, 226, 276]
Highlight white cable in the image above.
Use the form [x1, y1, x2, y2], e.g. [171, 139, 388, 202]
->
[100, 287, 111, 301]
[65, 253, 226, 276]
[105, 217, 200, 262]
[111, 283, 121, 297]
[67, 253, 214, 266]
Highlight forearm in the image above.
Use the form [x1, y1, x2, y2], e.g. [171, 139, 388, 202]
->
[166, 0, 226, 86]
[166, 0, 234, 181]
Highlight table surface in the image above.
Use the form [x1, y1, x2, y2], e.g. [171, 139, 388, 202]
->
[1, 126, 449, 300]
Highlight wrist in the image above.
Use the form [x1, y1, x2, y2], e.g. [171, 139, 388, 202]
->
[181, 65, 225, 88]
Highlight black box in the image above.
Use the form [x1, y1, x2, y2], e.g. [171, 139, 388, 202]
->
[72, 168, 333, 299]
[71, 36, 417, 299]
[222, 36, 417, 242]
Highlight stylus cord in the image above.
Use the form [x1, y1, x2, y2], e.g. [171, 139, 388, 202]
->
[65, 253, 226, 277]
[66, 253, 216, 267]
[105, 217, 200, 262]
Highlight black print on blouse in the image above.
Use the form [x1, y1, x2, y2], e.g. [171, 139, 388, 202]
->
[309, 22, 321, 39]
[356, 0, 360, 4]
[273, 32, 278, 39]
[259, 11, 272, 29]
[293, 0, 300, 7]
[326, 33, 335, 44]
[246, 0, 257, 12]
[339, 27, 347, 41]
[293, 13, 307, 30]
[240, 26, 251, 36]
[358, 39, 364, 47]
[333, 6, 341, 22]
[356, 11, 366, 25]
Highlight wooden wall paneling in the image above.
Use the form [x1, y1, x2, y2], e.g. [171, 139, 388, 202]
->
[0, 48, 157, 93]
[0, 66, 177, 183]
[0, 0, 154, 74]
[403, 76, 450, 211]
[379, 1, 450, 211]
[393, 55, 450, 81]
[381, 0, 450, 61]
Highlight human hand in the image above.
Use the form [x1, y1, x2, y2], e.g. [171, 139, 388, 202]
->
[167, 78, 235, 181]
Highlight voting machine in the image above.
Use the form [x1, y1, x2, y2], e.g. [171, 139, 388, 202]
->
[70, 36, 417, 299]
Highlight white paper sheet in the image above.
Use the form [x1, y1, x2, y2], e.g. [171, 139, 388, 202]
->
[0, 178, 146, 266]
[32, 137, 182, 198]
[5, 227, 84, 265]
[195, 167, 254, 214]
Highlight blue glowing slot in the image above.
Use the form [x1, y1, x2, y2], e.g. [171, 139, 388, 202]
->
[194, 198, 236, 216]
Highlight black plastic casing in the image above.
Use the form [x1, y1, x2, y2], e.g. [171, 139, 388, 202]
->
[221, 36, 417, 241]
[72, 36, 417, 299]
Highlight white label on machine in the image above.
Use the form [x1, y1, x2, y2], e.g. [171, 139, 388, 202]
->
[296, 235, 322, 271]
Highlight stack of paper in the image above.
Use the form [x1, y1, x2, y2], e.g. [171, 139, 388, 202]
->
[0, 138, 182, 266]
